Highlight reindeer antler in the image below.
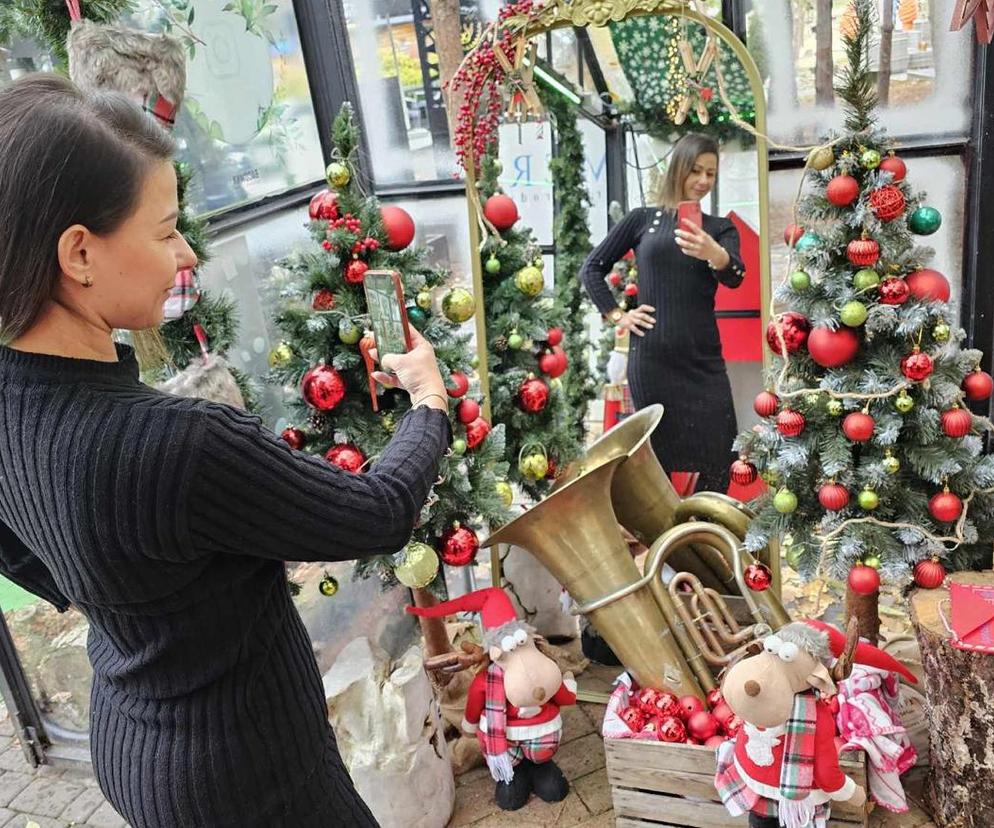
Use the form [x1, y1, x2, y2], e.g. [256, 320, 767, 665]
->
[423, 641, 488, 675]
[832, 617, 860, 682]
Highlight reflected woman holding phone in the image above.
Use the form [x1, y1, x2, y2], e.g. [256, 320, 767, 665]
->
[580, 133, 745, 493]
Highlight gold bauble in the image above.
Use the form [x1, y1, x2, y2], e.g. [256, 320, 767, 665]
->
[416, 290, 432, 310]
[394, 542, 440, 589]
[319, 574, 339, 597]
[933, 322, 951, 343]
[382, 412, 396, 433]
[514, 265, 544, 297]
[519, 452, 549, 481]
[496, 481, 514, 507]
[808, 146, 835, 171]
[326, 162, 350, 188]
[441, 287, 476, 323]
[268, 341, 293, 368]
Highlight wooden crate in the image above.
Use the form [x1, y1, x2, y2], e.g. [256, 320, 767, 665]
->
[606, 737, 869, 828]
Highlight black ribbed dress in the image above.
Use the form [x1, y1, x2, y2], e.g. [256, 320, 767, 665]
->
[0, 344, 452, 827]
[581, 207, 745, 493]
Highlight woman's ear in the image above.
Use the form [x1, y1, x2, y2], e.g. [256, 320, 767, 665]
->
[57, 224, 96, 289]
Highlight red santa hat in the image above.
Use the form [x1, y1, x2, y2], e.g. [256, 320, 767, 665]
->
[407, 587, 533, 653]
[805, 620, 917, 684]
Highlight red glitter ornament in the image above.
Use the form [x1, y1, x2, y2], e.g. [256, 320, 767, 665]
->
[636, 688, 666, 713]
[753, 390, 780, 417]
[879, 277, 910, 305]
[308, 190, 339, 221]
[901, 348, 934, 382]
[766, 312, 810, 356]
[465, 417, 491, 449]
[705, 688, 725, 710]
[819, 482, 850, 511]
[930, 489, 963, 523]
[281, 427, 306, 451]
[620, 706, 647, 732]
[743, 563, 773, 591]
[730, 458, 758, 486]
[312, 288, 336, 311]
[345, 258, 368, 285]
[827, 174, 860, 206]
[963, 369, 994, 400]
[913, 557, 947, 589]
[656, 715, 687, 743]
[843, 411, 875, 442]
[776, 408, 806, 437]
[608, 272, 622, 287]
[302, 365, 346, 411]
[439, 523, 479, 566]
[869, 185, 906, 222]
[325, 443, 365, 473]
[847, 237, 880, 267]
[517, 375, 549, 413]
[624, 283, 639, 297]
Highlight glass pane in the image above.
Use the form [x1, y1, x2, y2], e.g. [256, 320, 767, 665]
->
[579, 119, 609, 244]
[747, 0, 973, 144]
[129, 0, 325, 216]
[498, 121, 554, 246]
[0, 36, 54, 81]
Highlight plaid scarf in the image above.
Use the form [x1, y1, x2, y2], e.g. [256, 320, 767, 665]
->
[483, 663, 515, 784]
[778, 691, 820, 828]
[163, 268, 201, 321]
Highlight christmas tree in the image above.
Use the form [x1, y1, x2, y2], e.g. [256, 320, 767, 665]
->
[733, 0, 994, 638]
[478, 154, 584, 498]
[268, 103, 511, 595]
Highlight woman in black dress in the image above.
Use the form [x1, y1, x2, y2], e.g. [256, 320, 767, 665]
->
[0, 75, 451, 826]
[581, 133, 745, 493]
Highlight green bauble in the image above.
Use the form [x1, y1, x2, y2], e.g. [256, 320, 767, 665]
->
[508, 332, 525, 350]
[382, 412, 396, 433]
[407, 306, 429, 330]
[853, 268, 880, 291]
[492, 159, 503, 175]
[861, 149, 882, 169]
[883, 454, 901, 474]
[826, 399, 844, 417]
[451, 438, 467, 456]
[549, 377, 563, 392]
[863, 554, 881, 569]
[485, 256, 502, 275]
[394, 542, 440, 589]
[933, 322, 951, 342]
[908, 206, 942, 236]
[534, 257, 545, 270]
[319, 574, 339, 597]
[519, 452, 549, 481]
[268, 341, 293, 368]
[858, 487, 880, 510]
[790, 270, 811, 290]
[785, 544, 804, 570]
[416, 290, 432, 310]
[840, 300, 868, 327]
[470, 355, 480, 369]
[805, 392, 823, 408]
[441, 287, 476, 323]
[496, 481, 514, 507]
[325, 162, 350, 188]
[514, 265, 545, 297]
[807, 146, 835, 171]
[338, 319, 361, 344]
[895, 391, 914, 413]
[794, 231, 822, 252]
[773, 488, 798, 514]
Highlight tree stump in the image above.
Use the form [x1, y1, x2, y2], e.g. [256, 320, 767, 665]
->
[910, 571, 994, 827]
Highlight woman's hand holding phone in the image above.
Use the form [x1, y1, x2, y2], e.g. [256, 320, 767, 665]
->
[369, 328, 448, 411]
[674, 218, 729, 269]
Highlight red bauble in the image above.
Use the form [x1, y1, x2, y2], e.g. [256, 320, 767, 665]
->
[808, 326, 860, 368]
[539, 349, 564, 378]
[711, 702, 734, 726]
[901, 349, 934, 382]
[517, 376, 549, 413]
[308, 190, 339, 220]
[652, 692, 682, 720]
[380, 205, 415, 250]
[930, 490, 963, 523]
[439, 523, 479, 566]
[942, 407, 973, 438]
[730, 458, 758, 486]
[704, 735, 727, 749]
[754, 390, 780, 417]
[325, 443, 365, 472]
[465, 417, 491, 449]
[624, 283, 639, 297]
[552, 345, 568, 377]
[483, 194, 519, 230]
[869, 185, 906, 222]
[312, 288, 336, 311]
[281, 427, 306, 451]
[724, 715, 744, 738]
[784, 223, 805, 246]
[744, 563, 773, 592]
[880, 154, 907, 182]
[914, 557, 947, 589]
[457, 398, 480, 425]
[776, 408, 806, 437]
[847, 238, 880, 267]
[446, 371, 470, 398]
[656, 715, 687, 743]
[827, 175, 860, 207]
[766, 312, 810, 355]
[608, 272, 622, 287]
[906, 269, 951, 303]
[705, 688, 725, 710]
[843, 411, 875, 442]
[302, 365, 346, 411]
[687, 711, 720, 741]
[963, 369, 994, 401]
[547, 327, 564, 346]
[620, 706, 647, 732]
[878, 277, 910, 305]
[636, 688, 666, 713]
[819, 482, 851, 511]
[848, 563, 881, 595]
[679, 695, 706, 720]
[345, 258, 369, 284]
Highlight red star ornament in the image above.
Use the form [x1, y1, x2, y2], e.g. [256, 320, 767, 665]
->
[951, 0, 994, 44]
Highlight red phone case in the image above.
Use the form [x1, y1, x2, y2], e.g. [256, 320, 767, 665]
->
[677, 200, 703, 229]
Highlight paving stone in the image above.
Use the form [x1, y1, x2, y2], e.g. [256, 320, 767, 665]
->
[9, 778, 84, 818]
[78, 801, 125, 828]
[574, 812, 615, 828]
[0, 750, 32, 775]
[2, 815, 69, 828]
[449, 773, 501, 827]
[560, 705, 595, 741]
[0, 774, 35, 808]
[58, 787, 106, 824]
[554, 733, 605, 782]
[470, 791, 590, 828]
[572, 769, 612, 815]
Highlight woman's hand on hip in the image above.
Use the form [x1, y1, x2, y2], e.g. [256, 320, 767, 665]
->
[618, 304, 656, 337]
[675, 218, 729, 268]
[370, 328, 447, 407]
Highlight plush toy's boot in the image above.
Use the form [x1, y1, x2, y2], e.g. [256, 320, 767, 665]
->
[529, 759, 569, 803]
[748, 813, 781, 828]
[494, 762, 532, 811]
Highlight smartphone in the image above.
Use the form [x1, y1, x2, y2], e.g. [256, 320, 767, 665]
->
[677, 200, 703, 230]
[363, 269, 413, 359]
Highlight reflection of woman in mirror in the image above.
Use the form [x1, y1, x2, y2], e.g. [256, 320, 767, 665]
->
[581, 133, 745, 493]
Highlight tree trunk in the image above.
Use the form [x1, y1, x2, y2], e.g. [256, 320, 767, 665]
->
[910, 571, 994, 826]
[785, 0, 799, 105]
[845, 584, 880, 644]
[413, 587, 456, 687]
[428, 0, 466, 148]
[815, 0, 835, 106]
[877, 0, 894, 106]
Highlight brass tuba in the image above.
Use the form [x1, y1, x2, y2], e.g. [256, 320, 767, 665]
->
[485, 405, 789, 697]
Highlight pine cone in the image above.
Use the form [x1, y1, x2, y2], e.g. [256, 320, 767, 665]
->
[494, 335, 508, 353]
[308, 412, 328, 431]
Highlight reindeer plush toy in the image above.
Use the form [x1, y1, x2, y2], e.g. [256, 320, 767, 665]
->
[715, 620, 916, 828]
[408, 587, 577, 811]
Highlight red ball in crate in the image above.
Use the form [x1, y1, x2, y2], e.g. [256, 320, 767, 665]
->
[710, 702, 734, 727]
[636, 688, 666, 715]
[705, 687, 725, 710]
[656, 715, 687, 743]
[687, 711, 720, 741]
[704, 735, 726, 749]
[651, 692, 682, 720]
[679, 695, 706, 721]
[620, 706, 647, 733]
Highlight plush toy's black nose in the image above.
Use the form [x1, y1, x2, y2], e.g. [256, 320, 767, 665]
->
[744, 680, 761, 697]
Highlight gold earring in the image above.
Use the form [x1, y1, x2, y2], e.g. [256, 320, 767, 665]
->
[82, 276, 93, 288]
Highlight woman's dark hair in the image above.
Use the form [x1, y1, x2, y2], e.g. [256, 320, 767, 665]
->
[0, 74, 175, 343]
[654, 132, 720, 210]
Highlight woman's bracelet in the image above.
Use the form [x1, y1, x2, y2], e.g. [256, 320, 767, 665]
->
[412, 392, 449, 409]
